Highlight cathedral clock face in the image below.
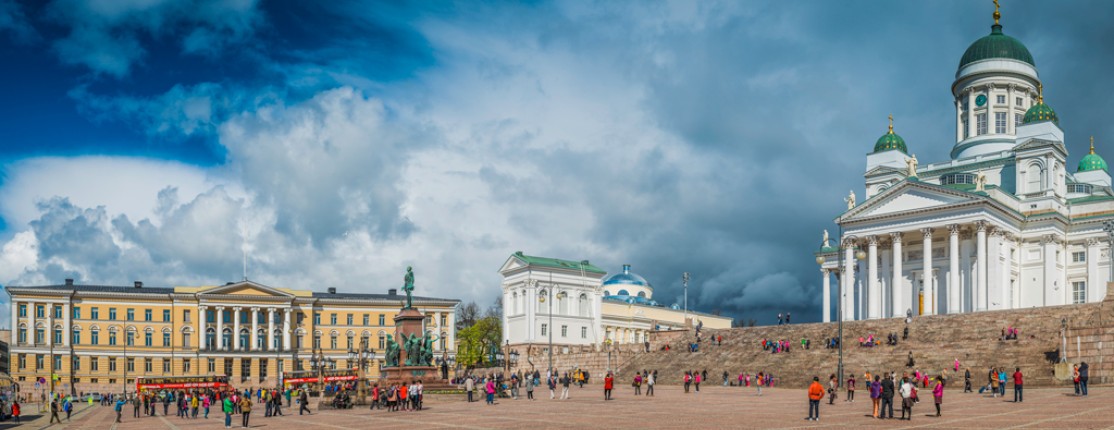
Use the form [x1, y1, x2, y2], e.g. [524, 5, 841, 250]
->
[975, 94, 987, 107]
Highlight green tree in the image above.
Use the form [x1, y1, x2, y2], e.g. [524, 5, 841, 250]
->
[457, 316, 501, 368]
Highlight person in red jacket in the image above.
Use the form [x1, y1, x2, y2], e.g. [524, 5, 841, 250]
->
[1012, 367, 1023, 403]
[807, 376, 824, 421]
[604, 372, 614, 401]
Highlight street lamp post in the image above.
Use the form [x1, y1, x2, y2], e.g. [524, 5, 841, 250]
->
[347, 338, 375, 403]
[122, 328, 134, 398]
[816, 229, 865, 386]
[682, 272, 689, 327]
[538, 286, 567, 377]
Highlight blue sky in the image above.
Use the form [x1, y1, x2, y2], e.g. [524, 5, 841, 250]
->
[1, 0, 1113, 326]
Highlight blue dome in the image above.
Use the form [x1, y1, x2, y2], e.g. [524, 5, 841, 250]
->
[602, 264, 652, 289]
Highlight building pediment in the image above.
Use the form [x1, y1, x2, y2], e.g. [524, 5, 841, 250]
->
[1013, 138, 1067, 157]
[841, 180, 984, 222]
[196, 281, 294, 298]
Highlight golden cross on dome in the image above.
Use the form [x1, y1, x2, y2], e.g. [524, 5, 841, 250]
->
[1091, 136, 1096, 154]
[1037, 83, 1044, 103]
[993, 0, 1001, 25]
[888, 114, 894, 134]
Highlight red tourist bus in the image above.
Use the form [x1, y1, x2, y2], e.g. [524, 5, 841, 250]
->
[136, 376, 231, 391]
[282, 369, 358, 386]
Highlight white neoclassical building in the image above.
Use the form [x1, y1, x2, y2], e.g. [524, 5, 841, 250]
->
[500, 252, 731, 352]
[815, 6, 1113, 322]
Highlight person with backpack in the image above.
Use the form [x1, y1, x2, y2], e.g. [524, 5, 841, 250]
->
[603, 372, 614, 401]
[63, 396, 73, 421]
[807, 376, 824, 421]
[239, 394, 252, 428]
[115, 397, 125, 423]
[899, 377, 914, 420]
[298, 388, 310, 415]
[525, 375, 535, 400]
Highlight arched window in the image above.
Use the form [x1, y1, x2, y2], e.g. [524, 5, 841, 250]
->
[618, 289, 629, 296]
[72, 325, 82, 345]
[558, 293, 568, 315]
[90, 326, 100, 345]
[330, 332, 338, 350]
[346, 331, 355, 350]
[637, 291, 646, 298]
[256, 329, 266, 350]
[1027, 161, 1044, 193]
[579, 294, 589, 317]
[222, 328, 232, 350]
[206, 328, 216, 350]
[313, 331, 322, 350]
[273, 329, 282, 350]
[537, 290, 548, 312]
[239, 328, 250, 350]
[378, 331, 386, 349]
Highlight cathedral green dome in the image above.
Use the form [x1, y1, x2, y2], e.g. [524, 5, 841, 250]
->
[1078, 139, 1107, 172]
[873, 116, 907, 154]
[1023, 88, 1058, 126]
[958, 24, 1034, 70]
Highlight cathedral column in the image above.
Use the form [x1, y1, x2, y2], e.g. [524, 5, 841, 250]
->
[1007, 84, 1016, 134]
[1087, 238, 1102, 303]
[250, 308, 259, 351]
[921, 228, 934, 316]
[967, 89, 976, 138]
[821, 268, 831, 323]
[867, 236, 879, 319]
[843, 239, 856, 321]
[976, 221, 988, 311]
[948, 224, 960, 314]
[216, 306, 225, 350]
[890, 233, 903, 317]
[1043, 235, 1059, 306]
[955, 99, 963, 142]
[233, 307, 242, 351]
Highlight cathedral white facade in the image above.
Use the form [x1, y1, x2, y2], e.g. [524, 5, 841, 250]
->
[815, 7, 1113, 322]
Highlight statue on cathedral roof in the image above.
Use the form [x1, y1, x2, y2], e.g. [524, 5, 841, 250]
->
[907, 154, 919, 178]
[845, 190, 856, 210]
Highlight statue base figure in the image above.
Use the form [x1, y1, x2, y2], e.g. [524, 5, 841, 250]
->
[380, 366, 451, 388]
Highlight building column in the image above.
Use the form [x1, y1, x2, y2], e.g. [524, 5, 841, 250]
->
[267, 308, 276, 351]
[233, 307, 242, 351]
[921, 228, 934, 316]
[948, 224, 960, 314]
[867, 236, 879, 319]
[1087, 238, 1102, 303]
[250, 307, 259, 351]
[283, 308, 291, 351]
[216, 306, 225, 350]
[976, 221, 988, 311]
[198, 305, 207, 350]
[10, 300, 17, 346]
[967, 89, 976, 137]
[821, 268, 831, 323]
[1007, 84, 1016, 134]
[61, 300, 71, 346]
[843, 239, 856, 321]
[46, 304, 53, 347]
[890, 233, 903, 318]
[1043, 235, 1059, 306]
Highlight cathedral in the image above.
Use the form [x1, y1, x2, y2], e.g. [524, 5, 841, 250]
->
[815, 5, 1112, 322]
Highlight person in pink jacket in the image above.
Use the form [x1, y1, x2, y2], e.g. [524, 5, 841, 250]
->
[932, 376, 944, 417]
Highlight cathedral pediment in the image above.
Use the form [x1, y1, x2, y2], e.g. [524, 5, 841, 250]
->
[841, 181, 983, 221]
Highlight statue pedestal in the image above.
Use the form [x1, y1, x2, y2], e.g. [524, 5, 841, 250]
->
[380, 366, 450, 388]
[394, 308, 426, 365]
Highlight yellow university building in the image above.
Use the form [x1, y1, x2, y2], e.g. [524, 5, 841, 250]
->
[6, 279, 459, 394]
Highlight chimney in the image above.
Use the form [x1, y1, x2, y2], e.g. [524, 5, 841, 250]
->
[388, 288, 397, 296]
[65, 278, 74, 286]
[134, 281, 143, 288]
[327, 287, 336, 294]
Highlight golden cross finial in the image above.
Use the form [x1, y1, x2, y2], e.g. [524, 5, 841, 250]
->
[888, 114, 894, 134]
[1091, 136, 1096, 155]
[993, 0, 1001, 25]
[1037, 83, 1044, 103]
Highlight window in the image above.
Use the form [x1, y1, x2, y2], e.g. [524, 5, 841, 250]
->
[163, 332, 171, 347]
[73, 356, 80, 371]
[313, 334, 321, 349]
[440, 315, 447, 327]
[183, 310, 191, 323]
[183, 358, 191, 373]
[91, 329, 99, 345]
[378, 314, 385, 326]
[962, 118, 969, 138]
[126, 358, 135, 372]
[1016, 96, 1024, 107]
[91, 307, 99, 320]
[347, 334, 354, 349]
[330, 314, 337, 325]
[996, 95, 1005, 104]
[163, 359, 171, 373]
[163, 310, 171, 322]
[126, 331, 134, 346]
[54, 306, 62, 318]
[109, 359, 117, 372]
[1027, 163, 1044, 193]
[144, 309, 152, 321]
[73, 307, 81, 319]
[109, 308, 117, 320]
[183, 332, 191, 348]
[127, 309, 134, 321]
[241, 359, 252, 379]
[541, 324, 548, 336]
[206, 310, 215, 323]
[995, 112, 1007, 134]
[1073, 281, 1086, 304]
[18, 304, 25, 317]
[581, 327, 588, 338]
[296, 313, 304, 324]
[940, 173, 976, 185]
[18, 328, 26, 344]
[363, 315, 370, 326]
[35, 355, 43, 370]
[144, 358, 152, 373]
[54, 355, 62, 371]
[18, 354, 25, 370]
[109, 330, 118, 346]
[208, 358, 216, 373]
[977, 113, 987, 135]
[1069, 184, 1093, 194]
[72, 329, 81, 345]
[260, 359, 268, 379]
[35, 328, 43, 344]
[1015, 113, 1023, 127]
[346, 314, 353, 325]
[54, 328, 62, 344]
[314, 313, 321, 325]
[378, 335, 385, 349]
[36, 305, 44, 318]
[561, 325, 568, 337]
[330, 334, 337, 349]
[1072, 251, 1086, 263]
[144, 332, 152, 347]
[91, 357, 99, 372]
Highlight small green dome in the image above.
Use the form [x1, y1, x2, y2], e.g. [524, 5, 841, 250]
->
[1078, 138, 1107, 172]
[958, 24, 1034, 70]
[873, 116, 907, 154]
[1023, 89, 1058, 126]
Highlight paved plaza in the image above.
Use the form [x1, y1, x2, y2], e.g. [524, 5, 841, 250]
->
[11, 384, 1112, 429]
